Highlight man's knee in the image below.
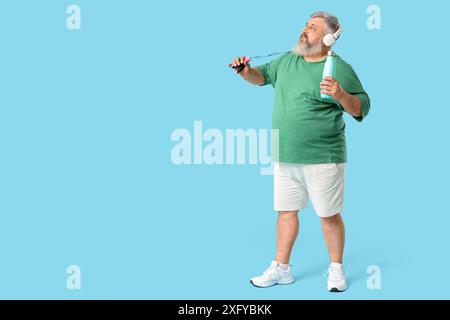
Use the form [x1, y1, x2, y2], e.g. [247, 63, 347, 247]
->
[320, 213, 344, 227]
[278, 211, 299, 220]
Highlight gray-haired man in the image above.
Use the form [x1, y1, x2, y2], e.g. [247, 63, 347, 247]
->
[230, 12, 371, 292]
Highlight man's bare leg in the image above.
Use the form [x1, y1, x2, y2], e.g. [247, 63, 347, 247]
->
[275, 211, 300, 264]
[250, 211, 298, 287]
[320, 213, 345, 263]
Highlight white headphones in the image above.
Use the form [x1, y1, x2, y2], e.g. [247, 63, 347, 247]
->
[323, 26, 342, 47]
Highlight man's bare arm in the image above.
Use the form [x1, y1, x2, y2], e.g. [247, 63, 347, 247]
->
[320, 76, 362, 117]
[337, 91, 362, 118]
[229, 56, 265, 86]
[240, 67, 265, 86]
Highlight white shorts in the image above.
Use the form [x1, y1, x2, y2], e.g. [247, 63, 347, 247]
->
[274, 161, 346, 218]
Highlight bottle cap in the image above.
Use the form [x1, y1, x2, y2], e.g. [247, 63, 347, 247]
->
[327, 50, 335, 56]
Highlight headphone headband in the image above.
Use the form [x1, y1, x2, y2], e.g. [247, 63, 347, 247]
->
[334, 26, 342, 40]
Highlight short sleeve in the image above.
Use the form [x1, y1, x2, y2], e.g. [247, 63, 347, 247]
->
[336, 61, 371, 122]
[353, 92, 371, 122]
[255, 54, 287, 88]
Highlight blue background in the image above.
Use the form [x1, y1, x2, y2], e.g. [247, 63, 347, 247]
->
[0, 0, 448, 299]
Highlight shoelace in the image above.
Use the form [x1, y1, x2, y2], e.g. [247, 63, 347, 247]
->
[263, 264, 292, 276]
[324, 265, 342, 277]
[263, 266, 277, 276]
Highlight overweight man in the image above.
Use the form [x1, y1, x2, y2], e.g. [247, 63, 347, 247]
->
[230, 11, 371, 292]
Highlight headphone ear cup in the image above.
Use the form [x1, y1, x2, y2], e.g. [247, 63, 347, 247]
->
[323, 34, 335, 47]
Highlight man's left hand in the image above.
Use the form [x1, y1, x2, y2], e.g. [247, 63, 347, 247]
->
[320, 77, 345, 101]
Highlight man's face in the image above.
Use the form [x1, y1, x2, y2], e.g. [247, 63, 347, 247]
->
[300, 17, 327, 47]
[293, 17, 328, 57]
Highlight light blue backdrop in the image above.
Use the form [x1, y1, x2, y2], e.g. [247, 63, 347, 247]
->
[0, 0, 448, 299]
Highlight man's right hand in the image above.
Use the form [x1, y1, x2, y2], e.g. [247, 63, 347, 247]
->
[229, 56, 251, 76]
[228, 56, 265, 86]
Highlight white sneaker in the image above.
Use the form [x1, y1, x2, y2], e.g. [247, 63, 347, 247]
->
[250, 261, 295, 288]
[327, 262, 347, 292]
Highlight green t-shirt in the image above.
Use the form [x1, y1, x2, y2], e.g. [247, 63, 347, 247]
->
[256, 52, 370, 164]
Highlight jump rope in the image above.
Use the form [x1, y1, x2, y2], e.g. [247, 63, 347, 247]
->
[230, 51, 289, 73]
[230, 26, 342, 73]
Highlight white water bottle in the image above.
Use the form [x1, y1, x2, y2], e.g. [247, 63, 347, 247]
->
[321, 50, 336, 100]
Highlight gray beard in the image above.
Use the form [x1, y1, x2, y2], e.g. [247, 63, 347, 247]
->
[292, 39, 324, 57]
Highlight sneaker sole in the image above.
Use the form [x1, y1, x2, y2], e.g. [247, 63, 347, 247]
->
[328, 286, 347, 292]
[250, 279, 295, 288]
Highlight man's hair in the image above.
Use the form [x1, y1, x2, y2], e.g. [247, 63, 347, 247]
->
[310, 11, 340, 34]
